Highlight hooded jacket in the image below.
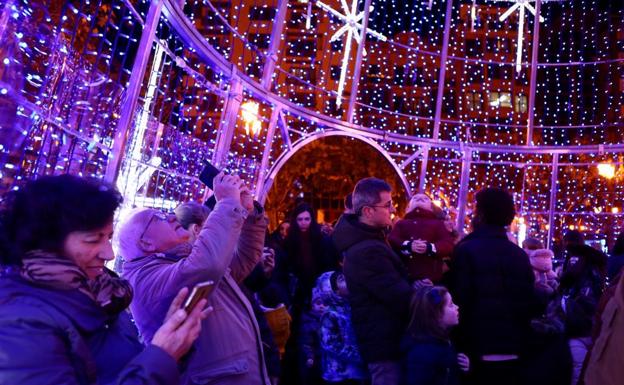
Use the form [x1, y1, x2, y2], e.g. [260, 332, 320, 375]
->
[332, 214, 413, 363]
[315, 272, 367, 382]
[0, 273, 178, 385]
[388, 208, 454, 282]
[123, 198, 270, 385]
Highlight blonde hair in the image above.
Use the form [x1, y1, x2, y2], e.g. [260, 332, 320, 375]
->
[174, 202, 211, 229]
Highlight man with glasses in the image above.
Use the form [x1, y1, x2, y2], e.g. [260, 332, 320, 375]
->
[333, 177, 414, 385]
[116, 172, 271, 385]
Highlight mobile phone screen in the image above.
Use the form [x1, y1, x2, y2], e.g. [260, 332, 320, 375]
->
[198, 161, 220, 189]
[183, 280, 215, 313]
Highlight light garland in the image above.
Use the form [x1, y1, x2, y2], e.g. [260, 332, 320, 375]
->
[1, 0, 623, 248]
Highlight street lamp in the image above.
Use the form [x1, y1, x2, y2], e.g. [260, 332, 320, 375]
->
[240, 101, 262, 137]
[597, 163, 615, 179]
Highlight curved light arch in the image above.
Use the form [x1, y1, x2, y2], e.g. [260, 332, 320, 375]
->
[162, 0, 624, 155]
[258, 130, 413, 204]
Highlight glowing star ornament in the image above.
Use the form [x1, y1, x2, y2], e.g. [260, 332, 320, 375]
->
[312, 0, 387, 106]
[489, 0, 554, 73]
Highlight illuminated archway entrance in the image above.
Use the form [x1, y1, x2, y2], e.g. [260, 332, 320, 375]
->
[262, 133, 410, 228]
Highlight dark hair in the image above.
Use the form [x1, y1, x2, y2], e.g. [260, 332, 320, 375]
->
[0, 174, 122, 265]
[286, 203, 321, 239]
[344, 193, 353, 211]
[613, 233, 624, 255]
[352, 177, 391, 215]
[284, 203, 325, 268]
[475, 187, 515, 227]
[563, 230, 585, 246]
[522, 237, 544, 251]
[329, 270, 342, 292]
[175, 201, 211, 229]
[407, 286, 450, 340]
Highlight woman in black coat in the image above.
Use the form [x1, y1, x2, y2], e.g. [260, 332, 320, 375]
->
[284, 203, 339, 308]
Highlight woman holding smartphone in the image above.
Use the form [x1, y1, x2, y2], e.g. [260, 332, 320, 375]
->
[0, 175, 209, 385]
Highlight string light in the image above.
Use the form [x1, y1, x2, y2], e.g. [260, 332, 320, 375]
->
[1, 0, 623, 248]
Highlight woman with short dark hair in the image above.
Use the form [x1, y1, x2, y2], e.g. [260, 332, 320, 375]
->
[0, 174, 207, 385]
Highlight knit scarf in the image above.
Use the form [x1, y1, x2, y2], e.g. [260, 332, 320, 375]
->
[20, 250, 133, 315]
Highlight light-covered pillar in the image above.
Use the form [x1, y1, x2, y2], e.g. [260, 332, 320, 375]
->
[105, 0, 164, 183]
[526, 0, 542, 145]
[212, 77, 243, 167]
[546, 153, 559, 249]
[261, 0, 288, 90]
[456, 147, 473, 235]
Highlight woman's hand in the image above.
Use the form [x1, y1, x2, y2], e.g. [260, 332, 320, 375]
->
[411, 239, 428, 254]
[151, 287, 212, 361]
[457, 353, 470, 372]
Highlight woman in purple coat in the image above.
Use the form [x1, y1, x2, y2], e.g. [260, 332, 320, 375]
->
[0, 175, 207, 385]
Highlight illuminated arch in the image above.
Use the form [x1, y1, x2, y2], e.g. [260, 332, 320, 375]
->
[259, 130, 412, 204]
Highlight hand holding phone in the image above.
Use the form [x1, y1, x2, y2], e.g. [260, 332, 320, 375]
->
[199, 161, 220, 190]
[152, 287, 212, 361]
[184, 281, 215, 313]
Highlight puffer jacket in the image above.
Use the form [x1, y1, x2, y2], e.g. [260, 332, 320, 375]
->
[332, 214, 413, 363]
[123, 198, 270, 385]
[315, 272, 367, 382]
[388, 208, 454, 282]
[0, 272, 178, 385]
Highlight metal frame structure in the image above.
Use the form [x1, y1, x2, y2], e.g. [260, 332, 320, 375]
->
[92, 0, 624, 240]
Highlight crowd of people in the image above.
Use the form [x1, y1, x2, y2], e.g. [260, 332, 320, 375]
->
[0, 172, 623, 385]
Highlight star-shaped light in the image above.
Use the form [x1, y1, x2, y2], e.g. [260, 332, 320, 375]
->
[493, 0, 545, 72]
[312, 0, 387, 106]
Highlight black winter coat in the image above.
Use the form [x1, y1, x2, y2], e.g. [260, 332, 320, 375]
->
[448, 224, 538, 357]
[332, 214, 414, 363]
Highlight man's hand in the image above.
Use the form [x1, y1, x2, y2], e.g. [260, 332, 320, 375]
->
[261, 247, 276, 275]
[412, 278, 433, 290]
[457, 353, 470, 372]
[213, 172, 243, 204]
[152, 287, 212, 361]
[240, 185, 254, 212]
[411, 239, 428, 254]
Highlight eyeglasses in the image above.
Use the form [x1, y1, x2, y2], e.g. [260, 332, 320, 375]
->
[368, 201, 395, 211]
[139, 211, 169, 241]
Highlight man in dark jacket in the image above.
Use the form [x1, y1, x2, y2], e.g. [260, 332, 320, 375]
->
[448, 187, 537, 385]
[333, 177, 414, 385]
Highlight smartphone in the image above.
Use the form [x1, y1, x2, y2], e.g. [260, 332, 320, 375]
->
[183, 280, 215, 313]
[199, 161, 220, 190]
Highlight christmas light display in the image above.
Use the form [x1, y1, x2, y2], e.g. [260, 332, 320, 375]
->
[312, 0, 387, 106]
[1, 0, 623, 250]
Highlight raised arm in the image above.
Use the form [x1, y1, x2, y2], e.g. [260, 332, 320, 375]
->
[174, 197, 247, 285]
[229, 204, 269, 283]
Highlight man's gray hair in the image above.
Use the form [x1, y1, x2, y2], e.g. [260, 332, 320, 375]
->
[352, 177, 392, 215]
